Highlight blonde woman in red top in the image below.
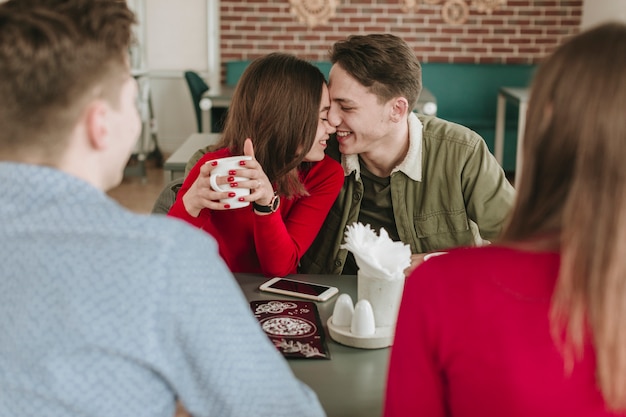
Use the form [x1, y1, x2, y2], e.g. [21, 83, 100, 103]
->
[168, 53, 343, 277]
[385, 22, 626, 416]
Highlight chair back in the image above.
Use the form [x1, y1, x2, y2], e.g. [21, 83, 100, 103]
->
[152, 177, 184, 215]
[184, 71, 210, 132]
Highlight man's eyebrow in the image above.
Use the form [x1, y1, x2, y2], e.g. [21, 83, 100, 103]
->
[332, 97, 356, 105]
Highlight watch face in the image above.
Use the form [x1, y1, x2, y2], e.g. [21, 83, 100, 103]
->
[271, 195, 281, 211]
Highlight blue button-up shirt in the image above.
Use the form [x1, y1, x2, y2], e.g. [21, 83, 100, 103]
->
[0, 162, 325, 417]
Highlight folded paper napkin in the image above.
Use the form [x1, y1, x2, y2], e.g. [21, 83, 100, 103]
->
[341, 223, 412, 281]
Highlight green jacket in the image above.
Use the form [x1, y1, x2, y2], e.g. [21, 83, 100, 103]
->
[299, 113, 515, 274]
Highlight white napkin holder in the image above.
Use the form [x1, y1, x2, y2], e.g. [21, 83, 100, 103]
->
[327, 269, 404, 350]
[327, 223, 410, 349]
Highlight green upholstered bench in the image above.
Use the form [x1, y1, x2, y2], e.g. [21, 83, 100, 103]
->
[421, 63, 536, 172]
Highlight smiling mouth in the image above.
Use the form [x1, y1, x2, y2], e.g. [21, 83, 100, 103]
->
[336, 131, 352, 139]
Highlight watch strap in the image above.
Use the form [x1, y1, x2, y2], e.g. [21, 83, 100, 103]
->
[253, 191, 280, 213]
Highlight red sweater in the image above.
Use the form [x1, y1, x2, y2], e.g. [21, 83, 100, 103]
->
[385, 246, 621, 417]
[168, 148, 344, 277]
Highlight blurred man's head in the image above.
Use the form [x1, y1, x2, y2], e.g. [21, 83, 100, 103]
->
[0, 0, 140, 189]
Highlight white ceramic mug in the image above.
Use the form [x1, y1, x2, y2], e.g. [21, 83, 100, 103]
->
[207, 155, 252, 209]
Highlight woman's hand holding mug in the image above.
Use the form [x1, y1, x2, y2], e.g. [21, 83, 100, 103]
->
[182, 138, 274, 216]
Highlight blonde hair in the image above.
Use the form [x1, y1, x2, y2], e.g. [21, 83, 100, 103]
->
[502, 22, 626, 410]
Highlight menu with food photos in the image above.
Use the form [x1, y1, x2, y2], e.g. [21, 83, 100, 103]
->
[250, 300, 330, 359]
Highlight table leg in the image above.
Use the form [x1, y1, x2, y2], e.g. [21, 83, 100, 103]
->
[494, 93, 506, 165]
[514, 102, 528, 188]
[200, 98, 212, 133]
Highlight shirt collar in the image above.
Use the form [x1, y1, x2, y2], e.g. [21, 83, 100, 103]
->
[341, 112, 423, 182]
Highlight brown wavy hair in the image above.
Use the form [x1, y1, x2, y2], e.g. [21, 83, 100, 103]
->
[0, 0, 136, 160]
[501, 22, 626, 410]
[214, 53, 326, 198]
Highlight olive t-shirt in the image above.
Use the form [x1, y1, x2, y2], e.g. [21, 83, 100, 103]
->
[342, 160, 400, 275]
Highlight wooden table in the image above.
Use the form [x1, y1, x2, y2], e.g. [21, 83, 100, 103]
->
[162, 133, 220, 181]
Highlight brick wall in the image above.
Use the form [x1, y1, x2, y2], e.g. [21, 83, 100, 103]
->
[220, 0, 582, 68]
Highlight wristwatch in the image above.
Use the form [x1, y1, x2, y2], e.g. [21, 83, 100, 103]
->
[253, 191, 280, 214]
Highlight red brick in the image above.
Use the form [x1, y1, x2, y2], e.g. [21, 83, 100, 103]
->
[468, 28, 491, 35]
[518, 47, 542, 53]
[509, 38, 533, 44]
[521, 28, 544, 35]
[479, 56, 507, 64]
[467, 47, 489, 53]
[362, 25, 388, 32]
[440, 46, 464, 53]
[492, 47, 515, 53]
[348, 17, 373, 23]
[483, 37, 506, 44]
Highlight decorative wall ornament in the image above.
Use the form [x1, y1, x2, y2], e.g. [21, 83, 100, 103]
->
[402, 0, 417, 12]
[472, 0, 505, 15]
[290, 0, 339, 28]
[402, 0, 506, 25]
[442, 0, 469, 25]
[403, 0, 440, 11]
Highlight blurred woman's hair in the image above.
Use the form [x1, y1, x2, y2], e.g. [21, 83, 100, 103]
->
[215, 53, 325, 198]
[501, 22, 626, 410]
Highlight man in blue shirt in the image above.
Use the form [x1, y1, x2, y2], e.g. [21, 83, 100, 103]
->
[0, 1, 325, 416]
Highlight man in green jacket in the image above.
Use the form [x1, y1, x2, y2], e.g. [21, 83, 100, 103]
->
[299, 34, 515, 275]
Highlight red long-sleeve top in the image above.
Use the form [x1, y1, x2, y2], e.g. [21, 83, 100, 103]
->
[168, 148, 344, 277]
[385, 246, 620, 417]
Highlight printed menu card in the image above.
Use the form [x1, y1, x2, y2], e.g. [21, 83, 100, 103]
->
[250, 300, 330, 359]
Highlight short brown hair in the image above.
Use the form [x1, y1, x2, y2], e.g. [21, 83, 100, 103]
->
[329, 34, 422, 109]
[0, 0, 136, 159]
[216, 53, 326, 198]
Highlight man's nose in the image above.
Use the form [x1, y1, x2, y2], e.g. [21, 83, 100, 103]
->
[327, 104, 341, 127]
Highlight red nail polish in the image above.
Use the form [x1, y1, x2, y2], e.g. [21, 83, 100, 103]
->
[227, 176, 234, 182]
[228, 192, 236, 197]
[228, 170, 237, 175]
[239, 160, 246, 166]
[210, 161, 218, 166]
[238, 197, 245, 202]
[230, 182, 238, 188]
[224, 204, 231, 209]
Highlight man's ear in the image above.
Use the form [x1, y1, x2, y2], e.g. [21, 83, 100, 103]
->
[84, 100, 109, 150]
[390, 97, 410, 122]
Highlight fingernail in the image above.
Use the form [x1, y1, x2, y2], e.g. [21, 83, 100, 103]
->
[210, 161, 218, 166]
[239, 161, 246, 166]
[227, 176, 234, 182]
[228, 170, 237, 175]
[238, 197, 245, 202]
[230, 182, 238, 187]
[224, 204, 231, 209]
[228, 192, 236, 197]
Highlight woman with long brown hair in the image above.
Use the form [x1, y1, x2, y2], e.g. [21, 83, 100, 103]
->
[385, 22, 626, 416]
[168, 53, 343, 277]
